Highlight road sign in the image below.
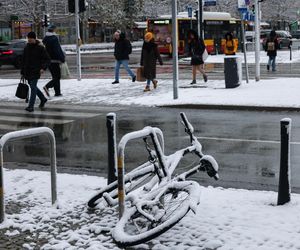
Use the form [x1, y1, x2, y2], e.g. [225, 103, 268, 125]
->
[187, 6, 193, 18]
[238, 0, 248, 11]
[204, 0, 217, 7]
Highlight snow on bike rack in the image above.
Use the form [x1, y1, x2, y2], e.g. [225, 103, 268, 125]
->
[117, 126, 165, 218]
[0, 127, 58, 223]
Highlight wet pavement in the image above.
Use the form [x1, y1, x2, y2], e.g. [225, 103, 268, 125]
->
[1, 103, 300, 193]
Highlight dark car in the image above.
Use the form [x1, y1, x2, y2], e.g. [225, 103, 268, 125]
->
[262, 30, 292, 49]
[0, 39, 27, 69]
[291, 30, 300, 39]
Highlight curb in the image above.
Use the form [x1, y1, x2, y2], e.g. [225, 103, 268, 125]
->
[159, 104, 300, 112]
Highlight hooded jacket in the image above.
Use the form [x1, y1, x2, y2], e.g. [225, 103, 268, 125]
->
[42, 32, 65, 63]
[21, 40, 50, 80]
[114, 33, 132, 60]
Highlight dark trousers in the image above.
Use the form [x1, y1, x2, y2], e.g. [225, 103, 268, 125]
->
[46, 63, 61, 95]
[28, 79, 46, 108]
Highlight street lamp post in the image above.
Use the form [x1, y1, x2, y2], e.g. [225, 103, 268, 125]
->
[254, 0, 260, 81]
[171, 0, 178, 99]
[75, 0, 82, 81]
[198, 0, 203, 39]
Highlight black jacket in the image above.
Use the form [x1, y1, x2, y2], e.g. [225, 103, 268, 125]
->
[43, 33, 65, 63]
[21, 41, 50, 80]
[189, 38, 206, 57]
[265, 37, 279, 57]
[140, 41, 163, 80]
[114, 33, 132, 60]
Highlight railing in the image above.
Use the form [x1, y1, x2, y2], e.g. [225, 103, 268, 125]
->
[0, 127, 57, 223]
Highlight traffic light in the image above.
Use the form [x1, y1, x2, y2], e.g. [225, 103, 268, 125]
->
[194, 10, 198, 20]
[124, 0, 135, 13]
[251, 4, 255, 15]
[68, 0, 86, 13]
[43, 14, 50, 27]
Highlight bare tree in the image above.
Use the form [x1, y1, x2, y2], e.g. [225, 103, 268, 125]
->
[261, 0, 298, 28]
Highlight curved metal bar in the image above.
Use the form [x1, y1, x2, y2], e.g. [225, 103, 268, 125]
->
[117, 126, 165, 218]
[0, 127, 57, 223]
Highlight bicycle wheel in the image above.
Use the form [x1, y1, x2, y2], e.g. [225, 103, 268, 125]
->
[112, 181, 200, 247]
[87, 161, 156, 208]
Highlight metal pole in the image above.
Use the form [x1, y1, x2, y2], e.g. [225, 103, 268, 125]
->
[75, 0, 82, 81]
[254, 0, 260, 81]
[277, 118, 292, 205]
[107, 113, 117, 185]
[0, 149, 4, 223]
[117, 150, 125, 219]
[171, 0, 178, 99]
[240, 17, 249, 83]
[199, 0, 203, 40]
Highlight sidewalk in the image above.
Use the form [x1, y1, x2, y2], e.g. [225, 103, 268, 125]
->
[0, 77, 300, 111]
[1, 76, 300, 249]
[1, 168, 300, 250]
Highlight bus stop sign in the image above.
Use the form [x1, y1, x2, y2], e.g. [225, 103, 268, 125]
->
[204, 0, 217, 6]
[187, 6, 193, 18]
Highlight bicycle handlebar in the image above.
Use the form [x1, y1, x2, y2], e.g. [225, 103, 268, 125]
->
[180, 112, 194, 134]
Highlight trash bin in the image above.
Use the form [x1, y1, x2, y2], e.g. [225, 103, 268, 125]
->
[224, 56, 242, 88]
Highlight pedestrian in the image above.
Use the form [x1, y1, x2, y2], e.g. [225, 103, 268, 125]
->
[21, 32, 50, 112]
[140, 32, 163, 92]
[112, 31, 136, 84]
[224, 32, 238, 56]
[265, 30, 279, 72]
[42, 24, 65, 97]
[188, 30, 207, 85]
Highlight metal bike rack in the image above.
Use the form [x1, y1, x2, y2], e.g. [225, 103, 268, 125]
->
[0, 127, 57, 223]
[117, 126, 165, 218]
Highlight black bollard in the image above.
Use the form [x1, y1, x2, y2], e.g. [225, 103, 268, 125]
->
[277, 118, 291, 205]
[107, 113, 117, 185]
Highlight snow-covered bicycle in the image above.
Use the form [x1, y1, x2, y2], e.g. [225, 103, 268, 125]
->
[88, 112, 219, 247]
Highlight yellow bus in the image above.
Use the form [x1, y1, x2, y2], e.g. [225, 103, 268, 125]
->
[147, 11, 241, 55]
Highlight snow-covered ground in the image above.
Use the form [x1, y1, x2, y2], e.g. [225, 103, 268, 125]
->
[0, 76, 300, 109]
[1, 168, 300, 249]
[1, 49, 300, 249]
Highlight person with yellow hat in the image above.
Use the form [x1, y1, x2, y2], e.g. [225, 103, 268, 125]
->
[140, 32, 163, 92]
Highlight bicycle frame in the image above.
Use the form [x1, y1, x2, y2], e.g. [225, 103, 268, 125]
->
[88, 112, 218, 216]
[116, 121, 207, 217]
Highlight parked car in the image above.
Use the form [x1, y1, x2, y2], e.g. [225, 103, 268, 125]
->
[0, 39, 27, 69]
[291, 30, 300, 39]
[262, 30, 292, 49]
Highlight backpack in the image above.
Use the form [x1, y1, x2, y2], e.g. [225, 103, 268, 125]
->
[267, 41, 275, 51]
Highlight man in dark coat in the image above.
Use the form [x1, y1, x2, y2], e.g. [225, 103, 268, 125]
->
[21, 31, 50, 112]
[42, 25, 65, 97]
[265, 30, 279, 72]
[112, 31, 136, 84]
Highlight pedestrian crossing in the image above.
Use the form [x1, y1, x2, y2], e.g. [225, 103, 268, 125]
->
[0, 102, 123, 133]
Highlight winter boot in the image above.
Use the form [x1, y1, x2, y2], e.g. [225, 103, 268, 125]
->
[143, 85, 150, 92]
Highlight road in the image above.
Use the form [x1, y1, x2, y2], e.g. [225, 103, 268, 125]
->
[1, 51, 300, 79]
[1, 102, 300, 193]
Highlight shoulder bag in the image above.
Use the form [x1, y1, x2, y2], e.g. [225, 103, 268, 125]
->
[15, 77, 29, 99]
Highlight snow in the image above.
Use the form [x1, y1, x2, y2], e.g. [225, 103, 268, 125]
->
[1, 48, 300, 248]
[1, 76, 300, 109]
[1, 50, 300, 109]
[1, 168, 300, 249]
